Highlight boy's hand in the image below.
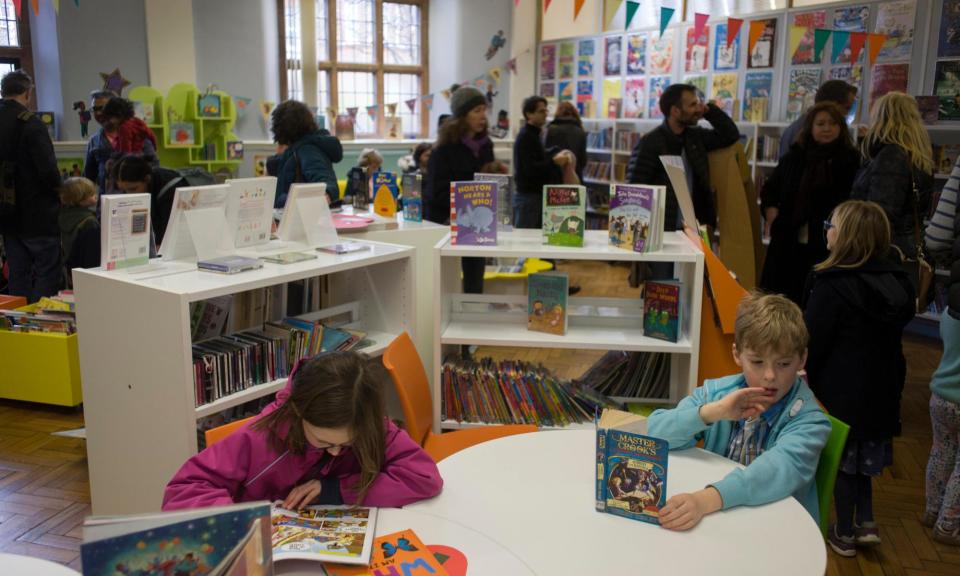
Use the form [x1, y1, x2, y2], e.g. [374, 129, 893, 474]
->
[699, 387, 774, 423]
[283, 480, 322, 510]
[659, 487, 723, 531]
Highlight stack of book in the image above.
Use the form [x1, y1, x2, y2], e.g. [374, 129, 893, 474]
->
[587, 127, 613, 149]
[0, 295, 76, 334]
[441, 357, 620, 428]
[584, 160, 612, 182]
[576, 351, 671, 400]
[615, 131, 640, 153]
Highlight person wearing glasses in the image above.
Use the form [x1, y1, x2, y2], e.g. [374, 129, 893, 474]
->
[759, 102, 860, 305]
[83, 89, 118, 194]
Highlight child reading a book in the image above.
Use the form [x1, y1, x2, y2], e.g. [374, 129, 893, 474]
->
[163, 351, 443, 511]
[648, 292, 831, 532]
[58, 177, 100, 286]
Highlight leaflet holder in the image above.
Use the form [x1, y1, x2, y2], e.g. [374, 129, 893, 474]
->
[278, 183, 339, 247]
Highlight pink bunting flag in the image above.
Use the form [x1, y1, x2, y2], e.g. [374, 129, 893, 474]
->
[727, 18, 744, 49]
[544, 0, 552, 13]
[694, 13, 709, 39]
[11, 0, 21, 18]
[404, 98, 417, 114]
[507, 58, 517, 73]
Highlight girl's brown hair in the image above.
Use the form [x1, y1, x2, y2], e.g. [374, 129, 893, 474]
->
[797, 101, 853, 149]
[553, 101, 582, 127]
[253, 352, 386, 503]
[861, 92, 934, 174]
[815, 200, 891, 271]
[436, 114, 488, 147]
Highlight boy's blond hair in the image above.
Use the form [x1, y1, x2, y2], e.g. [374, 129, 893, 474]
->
[358, 148, 383, 169]
[59, 177, 97, 206]
[734, 292, 808, 357]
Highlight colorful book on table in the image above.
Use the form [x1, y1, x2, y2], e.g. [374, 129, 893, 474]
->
[595, 408, 668, 526]
[643, 280, 681, 343]
[324, 529, 450, 576]
[542, 185, 586, 247]
[271, 504, 378, 565]
[608, 184, 662, 253]
[527, 272, 568, 336]
[450, 181, 497, 246]
[372, 172, 400, 218]
[401, 172, 423, 222]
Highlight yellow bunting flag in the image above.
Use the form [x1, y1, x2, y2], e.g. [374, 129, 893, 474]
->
[788, 26, 806, 62]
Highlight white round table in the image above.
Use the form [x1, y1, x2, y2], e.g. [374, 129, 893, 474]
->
[0, 553, 81, 575]
[408, 429, 827, 576]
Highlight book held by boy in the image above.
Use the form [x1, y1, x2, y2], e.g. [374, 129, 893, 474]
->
[527, 272, 568, 336]
[596, 408, 668, 526]
[643, 280, 681, 343]
[324, 528, 449, 576]
[542, 185, 586, 247]
[450, 181, 497, 245]
[372, 172, 400, 218]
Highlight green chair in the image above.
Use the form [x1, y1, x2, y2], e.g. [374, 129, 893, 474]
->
[816, 414, 851, 537]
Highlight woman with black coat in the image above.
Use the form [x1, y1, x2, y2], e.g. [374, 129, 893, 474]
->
[545, 101, 587, 183]
[759, 102, 860, 305]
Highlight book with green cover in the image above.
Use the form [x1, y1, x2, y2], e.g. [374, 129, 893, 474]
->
[542, 185, 586, 247]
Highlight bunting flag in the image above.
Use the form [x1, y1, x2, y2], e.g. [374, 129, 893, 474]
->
[325, 107, 337, 119]
[849, 32, 867, 64]
[489, 67, 501, 85]
[11, 0, 21, 18]
[366, 104, 379, 121]
[788, 26, 806, 61]
[30, 0, 38, 16]
[440, 89, 452, 101]
[574, 0, 586, 20]
[727, 18, 744, 49]
[404, 98, 417, 113]
[544, 0, 552, 13]
[234, 97, 252, 118]
[605, 0, 624, 29]
[475, 76, 487, 88]
[659, 7, 675, 39]
[514, 0, 520, 6]
[748, 20, 766, 55]
[346, 106, 358, 118]
[259, 101, 276, 124]
[625, 1, 640, 29]
[813, 29, 831, 62]
[52, 0, 59, 13]
[421, 94, 434, 111]
[506, 58, 517, 73]
[831, 30, 849, 64]
[867, 33, 887, 66]
[694, 13, 709, 40]
[386, 103, 398, 116]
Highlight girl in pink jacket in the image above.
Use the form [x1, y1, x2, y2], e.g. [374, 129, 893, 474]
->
[163, 352, 443, 510]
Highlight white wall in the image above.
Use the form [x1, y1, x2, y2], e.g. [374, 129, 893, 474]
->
[29, 7, 63, 137]
[144, 0, 197, 93]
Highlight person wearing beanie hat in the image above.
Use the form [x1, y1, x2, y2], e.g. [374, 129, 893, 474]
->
[513, 95, 567, 229]
[425, 86, 507, 294]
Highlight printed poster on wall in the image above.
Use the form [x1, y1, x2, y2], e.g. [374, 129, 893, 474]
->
[603, 79, 622, 119]
[605, 36, 623, 76]
[876, 0, 916, 61]
[541, 44, 557, 80]
[935, 61, 960, 120]
[559, 81, 574, 102]
[787, 68, 822, 122]
[578, 39, 595, 76]
[939, 0, 960, 58]
[648, 76, 672, 120]
[748, 19, 777, 69]
[540, 83, 556, 98]
[649, 28, 674, 75]
[626, 34, 646, 76]
[829, 65, 863, 88]
[869, 63, 909, 106]
[833, 5, 869, 64]
[577, 80, 594, 104]
[743, 72, 773, 123]
[714, 22, 740, 71]
[686, 25, 709, 73]
[559, 42, 576, 79]
[791, 11, 826, 65]
[624, 78, 646, 119]
[711, 73, 738, 119]
[684, 75, 708, 97]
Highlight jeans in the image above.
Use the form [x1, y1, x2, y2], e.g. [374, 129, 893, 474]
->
[513, 194, 542, 230]
[3, 234, 62, 303]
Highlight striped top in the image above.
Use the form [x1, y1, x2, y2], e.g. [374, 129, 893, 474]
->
[926, 157, 959, 253]
[724, 393, 788, 466]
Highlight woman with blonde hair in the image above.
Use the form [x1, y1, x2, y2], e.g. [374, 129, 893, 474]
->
[804, 200, 915, 556]
[851, 92, 934, 261]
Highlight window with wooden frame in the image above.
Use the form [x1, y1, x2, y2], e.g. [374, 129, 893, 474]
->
[279, 0, 428, 138]
[0, 0, 35, 104]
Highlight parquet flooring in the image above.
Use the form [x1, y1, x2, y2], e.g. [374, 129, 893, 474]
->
[0, 259, 955, 575]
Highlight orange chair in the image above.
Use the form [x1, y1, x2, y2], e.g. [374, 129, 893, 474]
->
[204, 416, 256, 447]
[382, 332, 538, 462]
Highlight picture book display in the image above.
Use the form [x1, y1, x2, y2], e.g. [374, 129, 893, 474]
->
[748, 18, 776, 68]
[939, 0, 960, 58]
[81, 502, 273, 576]
[170, 122, 195, 146]
[401, 172, 423, 222]
[578, 39, 595, 76]
[133, 100, 155, 124]
[541, 44, 556, 80]
[577, 351, 672, 400]
[626, 33, 646, 75]
[474, 172, 513, 230]
[198, 93, 222, 117]
[643, 280, 681, 343]
[101, 193, 151, 270]
[791, 11, 826, 65]
[648, 28, 674, 74]
[558, 80, 574, 102]
[608, 184, 665, 253]
[605, 35, 622, 76]
[711, 73, 738, 119]
[450, 181, 497, 245]
[648, 77, 671, 120]
[786, 68, 822, 122]
[743, 72, 773, 122]
[372, 171, 400, 218]
[623, 78, 646, 119]
[542, 185, 586, 247]
[227, 141, 244, 160]
[602, 79, 622, 119]
[596, 408, 668, 526]
[684, 75, 707, 97]
[875, 0, 915, 61]
[271, 505, 377, 565]
[324, 529, 449, 576]
[685, 25, 709, 73]
[869, 63, 909, 107]
[834, 5, 869, 63]
[559, 41, 575, 79]
[714, 23, 740, 71]
[225, 177, 276, 249]
[528, 272, 568, 336]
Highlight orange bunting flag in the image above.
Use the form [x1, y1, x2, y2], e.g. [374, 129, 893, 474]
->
[748, 20, 766, 55]
[849, 32, 867, 64]
[544, 0, 552, 13]
[867, 33, 887, 66]
[30, 0, 38, 17]
[574, 0, 586, 20]
[727, 18, 744, 49]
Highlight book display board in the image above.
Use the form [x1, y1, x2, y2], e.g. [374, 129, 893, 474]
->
[74, 241, 415, 515]
[432, 229, 704, 432]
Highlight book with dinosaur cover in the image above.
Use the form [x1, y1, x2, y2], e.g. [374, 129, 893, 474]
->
[527, 272, 568, 336]
[450, 181, 497, 245]
[542, 185, 586, 247]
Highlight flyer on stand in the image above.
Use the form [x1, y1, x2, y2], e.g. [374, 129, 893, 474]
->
[100, 193, 151, 270]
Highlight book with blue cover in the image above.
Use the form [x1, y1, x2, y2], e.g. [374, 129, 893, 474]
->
[401, 172, 423, 222]
[596, 409, 668, 526]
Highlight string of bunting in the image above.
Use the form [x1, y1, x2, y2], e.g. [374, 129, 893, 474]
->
[13, 0, 80, 18]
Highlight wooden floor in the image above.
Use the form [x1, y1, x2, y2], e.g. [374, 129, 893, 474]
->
[0, 259, 956, 574]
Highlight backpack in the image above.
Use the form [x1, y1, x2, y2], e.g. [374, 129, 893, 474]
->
[155, 167, 216, 204]
[0, 110, 32, 219]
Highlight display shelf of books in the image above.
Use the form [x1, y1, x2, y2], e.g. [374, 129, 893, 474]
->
[73, 239, 415, 515]
[432, 229, 704, 432]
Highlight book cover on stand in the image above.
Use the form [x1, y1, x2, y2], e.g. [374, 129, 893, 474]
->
[542, 185, 586, 247]
[474, 172, 513, 231]
[100, 193, 151, 270]
[608, 184, 660, 253]
[450, 181, 497, 245]
[401, 172, 423, 222]
[643, 280, 681, 343]
[324, 529, 449, 576]
[596, 408, 668, 526]
[372, 171, 399, 218]
[528, 272, 568, 336]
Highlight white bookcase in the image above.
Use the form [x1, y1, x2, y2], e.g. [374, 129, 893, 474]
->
[73, 239, 415, 515]
[432, 229, 705, 432]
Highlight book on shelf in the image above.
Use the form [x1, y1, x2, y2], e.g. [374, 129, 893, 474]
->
[372, 171, 399, 218]
[616, 130, 641, 153]
[198, 255, 265, 274]
[81, 502, 273, 576]
[400, 172, 423, 222]
[272, 504, 378, 566]
[916, 96, 940, 124]
[133, 100, 155, 124]
[227, 140, 244, 160]
[190, 295, 233, 341]
[0, 308, 76, 334]
[607, 184, 665, 253]
[528, 272, 568, 335]
[576, 350, 671, 399]
[586, 127, 613, 149]
[324, 529, 448, 576]
[584, 161, 612, 181]
[596, 408, 668, 525]
[450, 181, 497, 245]
[643, 280, 681, 343]
[542, 185, 586, 246]
[474, 172, 513, 230]
[934, 144, 960, 175]
[100, 193, 151, 270]
[170, 122, 195, 146]
[756, 134, 782, 163]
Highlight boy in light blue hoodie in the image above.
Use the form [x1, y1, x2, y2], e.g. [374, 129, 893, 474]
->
[649, 292, 831, 531]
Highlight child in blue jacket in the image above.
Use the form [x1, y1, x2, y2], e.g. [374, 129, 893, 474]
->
[648, 292, 831, 531]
